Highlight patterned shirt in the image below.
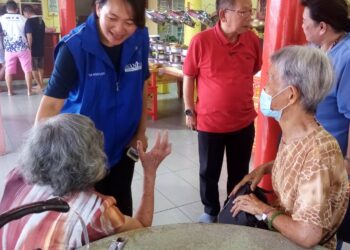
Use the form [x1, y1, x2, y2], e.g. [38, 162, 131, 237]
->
[0, 168, 126, 249]
[0, 13, 29, 52]
[272, 126, 349, 250]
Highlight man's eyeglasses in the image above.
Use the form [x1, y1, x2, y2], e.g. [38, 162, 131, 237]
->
[225, 8, 256, 17]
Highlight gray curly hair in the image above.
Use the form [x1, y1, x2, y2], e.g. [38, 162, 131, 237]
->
[271, 45, 334, 114]
[19, 114, 107, 196]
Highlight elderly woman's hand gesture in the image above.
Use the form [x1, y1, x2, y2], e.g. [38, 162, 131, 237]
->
[229, 161, 273, 197]
[120, 131, 172, 230]
[137, 130, 172, 176]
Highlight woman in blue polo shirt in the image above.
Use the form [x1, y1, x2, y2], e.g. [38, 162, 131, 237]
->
[35, 0, 150, 216]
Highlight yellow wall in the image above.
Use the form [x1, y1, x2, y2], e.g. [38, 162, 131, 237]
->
[147, 0, 158, 35]
[183, 0, 202, 46]
[201, 0, 215, 14]
[42, 0, 60, 33]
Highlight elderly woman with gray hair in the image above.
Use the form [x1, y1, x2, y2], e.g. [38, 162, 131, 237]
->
[229, 46, 349, 250]
[0, 114, 171, 249]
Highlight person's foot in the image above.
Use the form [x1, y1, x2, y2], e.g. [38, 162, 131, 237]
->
[7, 91, 14, 96]
[198, 213, 217, 223]
[27, 91, 33, 96]
[32, 87, 43, 94]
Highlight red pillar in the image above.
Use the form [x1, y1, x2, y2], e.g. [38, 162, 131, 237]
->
[254, 0, 306, 190]
[58, 0, 76, 36]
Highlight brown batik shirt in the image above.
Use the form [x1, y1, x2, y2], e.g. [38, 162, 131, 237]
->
[272, 126, 349, 250]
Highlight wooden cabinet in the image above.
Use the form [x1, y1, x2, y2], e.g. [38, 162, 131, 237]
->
[43, 32, 59, 78]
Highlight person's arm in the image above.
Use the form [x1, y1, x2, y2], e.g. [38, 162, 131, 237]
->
[26, 33, 32, 50]
[182, 35, 200, 131]
[183, 75, 196, 130]
[24, 20, 32, 49]
[128, 31, 150, 150]
[229, 160, 274, 196]
[129, 83, 148, 150]
[35, 44, 78, 124]
[116, 131, 171, 231]
[35, 96, 65, 124]
[270, 214, 323, 248]
[253, 34, 263, 75]
[231, 194, 322, 248]
[232, 146, 345, 248]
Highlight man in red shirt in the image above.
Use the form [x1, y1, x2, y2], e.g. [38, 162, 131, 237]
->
[183, 0, 262, 223]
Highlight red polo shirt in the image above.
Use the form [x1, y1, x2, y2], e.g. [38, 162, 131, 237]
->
[183, 22, 262, 133]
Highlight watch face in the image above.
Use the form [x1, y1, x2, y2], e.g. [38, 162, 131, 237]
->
[185, 109, 193, 116]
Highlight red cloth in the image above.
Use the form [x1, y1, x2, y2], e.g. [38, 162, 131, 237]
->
[183, 22, 262, 132]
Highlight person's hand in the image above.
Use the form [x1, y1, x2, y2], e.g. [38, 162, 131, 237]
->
[230, 193, 271, 217]
[229, 166, 266, 197]
[185, 113, 197, 130]
[137, 130, 171, 176]
[130, 132, 148, 151]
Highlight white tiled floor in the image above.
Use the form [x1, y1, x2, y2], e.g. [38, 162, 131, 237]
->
[0, 82, 349, 249]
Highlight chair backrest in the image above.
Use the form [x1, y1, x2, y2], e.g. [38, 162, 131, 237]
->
[0, 197, 69, 228]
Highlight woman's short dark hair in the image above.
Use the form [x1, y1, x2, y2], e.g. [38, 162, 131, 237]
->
[301, 0, 350, 32]
[6, 0, 18, 11]
[93, 0, 146, 28]
[19, 114, 107, 197]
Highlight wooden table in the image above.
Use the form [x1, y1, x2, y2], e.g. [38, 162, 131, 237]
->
[147, 66, 184, 120]
[160, 66, 184, 98]
[80, 223, 326, 250]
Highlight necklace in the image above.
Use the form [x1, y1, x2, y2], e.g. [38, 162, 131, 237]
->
[330, 32, 347, 50]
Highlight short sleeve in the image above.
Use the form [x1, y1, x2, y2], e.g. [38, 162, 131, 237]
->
[87, 196, 125, 241]
[183, 35, 201, 77]
[24, 20, 32, 34]
[142, 29, 150, 81]
[336, 60, 350, 119]
[44, 44, 78, 99]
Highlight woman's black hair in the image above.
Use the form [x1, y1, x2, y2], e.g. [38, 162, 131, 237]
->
[5, 0, 18, 12]
[301, 0, 350, 32]
[92, 0, 146, 28]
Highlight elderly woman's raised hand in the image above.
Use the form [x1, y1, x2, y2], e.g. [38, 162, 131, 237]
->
[137, 131, 172, 176]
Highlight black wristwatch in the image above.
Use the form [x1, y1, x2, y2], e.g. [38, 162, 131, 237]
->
[184, 109, 195, 117]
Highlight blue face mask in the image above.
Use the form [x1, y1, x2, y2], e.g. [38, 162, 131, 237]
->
[259, 87, 290, 122]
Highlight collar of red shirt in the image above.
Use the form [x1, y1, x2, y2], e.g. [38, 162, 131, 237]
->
[214, 21, 244, 46]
